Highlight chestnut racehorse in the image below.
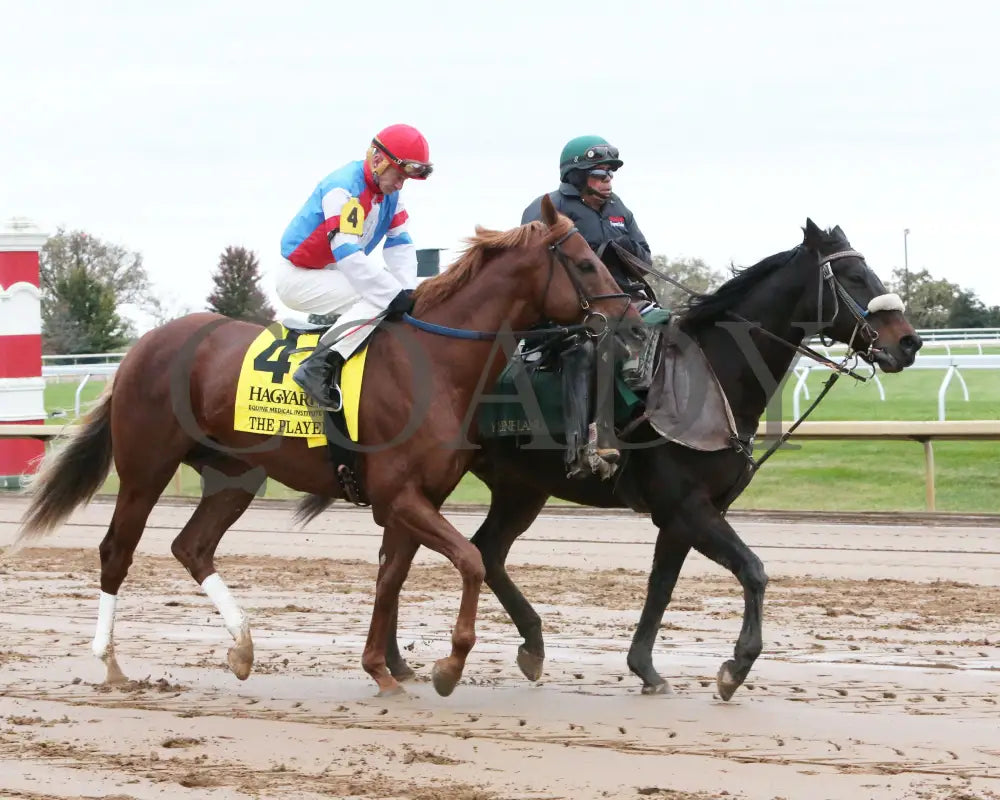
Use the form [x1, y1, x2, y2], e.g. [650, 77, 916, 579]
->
[15, 194, 641, 698]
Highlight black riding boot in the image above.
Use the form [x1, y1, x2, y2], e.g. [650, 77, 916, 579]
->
[560, 337, 619, 479]
[292, 346, 344, 412]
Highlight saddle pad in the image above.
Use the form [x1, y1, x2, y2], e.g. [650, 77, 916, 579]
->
[233, 325, 368, 447]
[339, 343, 368, 442]
[477, 358, 642, 440]
[645, 319, 738, 451]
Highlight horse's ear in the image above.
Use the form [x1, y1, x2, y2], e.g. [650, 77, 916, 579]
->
[540, 193, 558, 227]
[802, 218, 824, 250]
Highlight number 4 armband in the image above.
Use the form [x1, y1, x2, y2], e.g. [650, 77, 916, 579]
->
[339, 198, 364, 235]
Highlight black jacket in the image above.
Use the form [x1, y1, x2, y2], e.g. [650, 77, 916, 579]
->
[521, 183, 652, 264]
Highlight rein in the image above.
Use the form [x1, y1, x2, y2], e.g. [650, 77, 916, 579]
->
[610, 242, 873, 382]
[399, 314, 593, 341]
[608, 241, 904, 478]
[400, 226, 631, 342]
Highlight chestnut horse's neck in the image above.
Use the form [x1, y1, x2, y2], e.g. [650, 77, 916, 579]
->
[406, 240, 555, 390]
[422, 249, 547, 335]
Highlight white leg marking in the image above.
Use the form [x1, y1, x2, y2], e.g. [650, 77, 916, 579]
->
[201, 572, 247, 639]
[92, 591, 117, 658]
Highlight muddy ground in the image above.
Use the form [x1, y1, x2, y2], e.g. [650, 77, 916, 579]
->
[1, 498, 998, 800]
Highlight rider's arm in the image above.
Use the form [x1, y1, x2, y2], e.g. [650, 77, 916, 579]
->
[323, 187, 404, 308]
[382, 196, 417, 290]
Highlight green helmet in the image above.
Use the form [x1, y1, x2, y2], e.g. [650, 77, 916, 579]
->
[559, 135, 624, 181]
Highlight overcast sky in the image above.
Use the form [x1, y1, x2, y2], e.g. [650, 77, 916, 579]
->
[2, 0, 998, 329]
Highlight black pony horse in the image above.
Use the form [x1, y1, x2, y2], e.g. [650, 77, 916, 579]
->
[387, 219, 922, 700]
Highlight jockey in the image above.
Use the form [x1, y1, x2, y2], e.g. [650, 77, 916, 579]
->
[522, 135, 651, 266]
[274, 124, 432, 410]
[521, 135, 663, 480]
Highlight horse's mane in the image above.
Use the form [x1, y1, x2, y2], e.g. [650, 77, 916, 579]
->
[413, 215, 574, 311]
[680, 223, 853, 328]
[680, 248, 802, 328]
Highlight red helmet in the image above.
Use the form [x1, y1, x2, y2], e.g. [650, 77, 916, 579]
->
[371, 124, 433, 179]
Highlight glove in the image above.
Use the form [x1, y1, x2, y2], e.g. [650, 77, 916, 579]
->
[384, 289, 414, 318]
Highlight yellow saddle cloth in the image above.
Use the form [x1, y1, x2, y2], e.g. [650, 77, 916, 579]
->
[232, 324, 368, 447]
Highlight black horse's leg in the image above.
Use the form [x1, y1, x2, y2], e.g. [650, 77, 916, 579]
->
[626, 522, 691, 695]
[469, 482, 550, 682]
[681, 496, 768, 701]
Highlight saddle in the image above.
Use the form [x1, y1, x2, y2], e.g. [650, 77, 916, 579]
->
[478, 319, 738, 454]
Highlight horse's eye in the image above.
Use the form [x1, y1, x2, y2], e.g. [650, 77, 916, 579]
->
[842, 267, 868, 286]
[577, 260, 596, 274]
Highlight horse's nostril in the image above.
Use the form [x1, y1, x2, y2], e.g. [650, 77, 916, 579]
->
[900, 334, 922, 354]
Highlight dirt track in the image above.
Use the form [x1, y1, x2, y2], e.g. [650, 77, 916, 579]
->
[1, 497, 998, 800]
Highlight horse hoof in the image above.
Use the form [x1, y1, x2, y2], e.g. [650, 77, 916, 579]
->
[377, 682, 406, 698]
[716, 660, 740, 701]
[431, 659, 461, 697]
[101, 656, 129, 686]
[641, 680, 672, 696]
[516, 647, 544, 682]
[102, 670, 129, 686]
[227, 631, 254, 681]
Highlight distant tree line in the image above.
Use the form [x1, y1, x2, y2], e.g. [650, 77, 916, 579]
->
[39, 230, 275, 354]
[888, 268, 1000, 328]
[37, 229, 998, 355]
[642, 256, 1000, 329]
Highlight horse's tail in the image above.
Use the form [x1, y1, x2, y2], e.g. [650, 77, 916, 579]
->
[14, 383, 115, 546]
[293, 493, 335, 528]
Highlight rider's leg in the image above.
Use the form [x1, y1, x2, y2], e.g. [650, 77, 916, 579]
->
[592, 331, 621, 468]
[293, 331, 346, 411]
[559, 337, 619, 478]
[560, 336, 589, 477]
[293, 296, 384, 410]
[273, 261, 358, 410]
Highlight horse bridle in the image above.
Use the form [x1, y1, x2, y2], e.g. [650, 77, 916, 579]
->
[814, 249, 904, 362]
[605, 239, 910, 486]
[545, 226, 633, 339]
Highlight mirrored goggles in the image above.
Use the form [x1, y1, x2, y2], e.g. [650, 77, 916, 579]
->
[588, 168, 615, 180]
[374, 139, 434, 178]
[583, 144, 619, 162]
[397, 160, 434, 179]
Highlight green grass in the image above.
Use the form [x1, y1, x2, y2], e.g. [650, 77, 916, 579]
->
[43, 380, 108, 422]
[38, 364, 1000, 513]
[774, 364, 1000, 421]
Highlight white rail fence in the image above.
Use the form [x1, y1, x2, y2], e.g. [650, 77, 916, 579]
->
[42, 329, 1000, 420]
[808, 329, 1000, 355]
[2, 421, 998, 511]
[792, 353, 1000, 421]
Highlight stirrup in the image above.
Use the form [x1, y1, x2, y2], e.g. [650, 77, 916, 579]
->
[586, 423, 619, 479]
[595, 446, 620, 463]
[565, 425, 619, 480]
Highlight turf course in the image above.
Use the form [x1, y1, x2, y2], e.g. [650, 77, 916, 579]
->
[39, 362, 1000, 512]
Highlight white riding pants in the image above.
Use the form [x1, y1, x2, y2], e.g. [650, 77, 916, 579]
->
[274, 260, 382, 358]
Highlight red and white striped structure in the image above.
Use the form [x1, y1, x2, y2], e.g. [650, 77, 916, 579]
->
[0, 218, 48, 488]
